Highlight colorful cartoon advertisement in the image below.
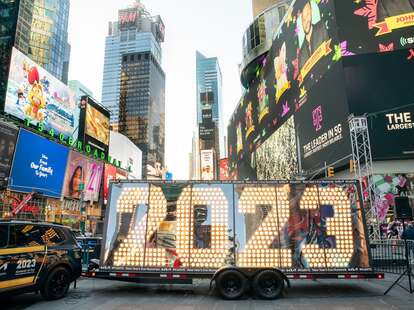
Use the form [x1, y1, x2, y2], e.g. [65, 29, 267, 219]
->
[5, 47, 79, 140]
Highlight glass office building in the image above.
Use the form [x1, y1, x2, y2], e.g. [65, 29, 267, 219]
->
[195, 51, 224, 179]
[104, 1, 165, 178]
[119, 51, 165, 178]
[101, 1, 164, 127]
[28, 0, 71, 83]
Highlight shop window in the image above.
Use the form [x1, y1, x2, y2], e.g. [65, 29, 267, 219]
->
[0, 225, 8, 248]
[15, 224, 44, 247]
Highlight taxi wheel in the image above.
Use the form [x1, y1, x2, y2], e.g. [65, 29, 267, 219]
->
[41, 267, 71, 300]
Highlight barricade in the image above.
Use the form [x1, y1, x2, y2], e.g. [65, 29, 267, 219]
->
[370, 239, 414, 294]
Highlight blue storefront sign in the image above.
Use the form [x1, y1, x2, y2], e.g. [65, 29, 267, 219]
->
[9, 129, 69, 198]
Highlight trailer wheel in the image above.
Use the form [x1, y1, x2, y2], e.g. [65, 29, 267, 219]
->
[216, 270, 248, 300]
[252, 270, 284, 300]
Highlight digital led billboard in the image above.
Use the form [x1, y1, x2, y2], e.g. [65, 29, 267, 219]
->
[79, 96, 110, 159]
[228, 0, 343, 176]
[62, 150, 103, 202]
[102, 181, 370, 272]
[343, 48, 414, 160]
[201, 150, 215, 181]
[5, 47, 79, 140]
[9, 129, 69, 198]
[86, 103, 110, 145]
[335, 0, 414, 56]
[295, 63, 352, 172]
[0, 121, 18, 188]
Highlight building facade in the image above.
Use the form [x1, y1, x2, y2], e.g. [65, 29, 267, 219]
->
[119, 51, 165, 179]
[68, 80, 94, 101]
[252, 0, 285, 18]
[101, 0, 164, 127]
[28, 0, 71, 83]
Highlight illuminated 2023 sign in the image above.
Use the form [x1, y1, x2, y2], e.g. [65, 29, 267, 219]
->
[107, 183, 362, 270]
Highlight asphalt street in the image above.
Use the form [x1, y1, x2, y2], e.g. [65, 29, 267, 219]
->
[2, 276, 414, 310]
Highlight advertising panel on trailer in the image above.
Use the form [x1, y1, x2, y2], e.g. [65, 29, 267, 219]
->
[84, 180, 383, 300]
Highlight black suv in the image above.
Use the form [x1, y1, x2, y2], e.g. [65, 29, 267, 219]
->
[0, 220, 82, 300]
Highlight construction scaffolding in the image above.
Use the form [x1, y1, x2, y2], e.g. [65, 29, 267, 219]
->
[349, 116, 381, 240]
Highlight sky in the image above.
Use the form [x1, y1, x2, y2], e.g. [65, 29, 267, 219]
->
[68, 0, 253, 180]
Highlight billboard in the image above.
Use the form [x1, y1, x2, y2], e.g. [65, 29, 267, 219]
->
[335, 0, 414, 56]
[295, 63, 352, 172]
[219, 159, 229, 181]
[9, 129, 69, 198]
[253, 116, 298, 180]
[86, 103, 110, 145]
[103, 164, 128, 203]
[79, 96, 110, 158]
[109, 131, 142, 179]
[5, 47, 79, 140]
[228, 0, 342, 175]
[62, 151, 103, 202]
[101, 181, 370, 273]
[0, 122, 18, 188]
[200, 150, 215, 181]
[343, 49, 414, 160]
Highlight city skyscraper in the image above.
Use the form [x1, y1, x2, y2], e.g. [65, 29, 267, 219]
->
[195, 51, 223, 180]
[119, 51, 165, 179]
[0, 0, 71, 110]
[103, 1, 165, 178]
[101, 0, 164, 128]
[28, 0, 71, 83]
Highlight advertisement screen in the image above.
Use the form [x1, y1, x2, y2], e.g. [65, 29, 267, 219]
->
[219, 158, 229, 181]
[5, 47, 79, 140]
[295, 63, 352, 172]
[343, 49, 414, 160]
[9, 129, 69, 198]
[101, 181, 370, 273]
[0, 122, 18, 188]
[335, 1, 414, 56]
[62, 151, 103, 202]
[103, 164, 128, 203]
[86, 103, 110, 145]
[201, 150, 215, 181]
[253, 116, 298, 180]
[228, 0, 342, 175]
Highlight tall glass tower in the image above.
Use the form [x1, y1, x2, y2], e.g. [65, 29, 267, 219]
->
[195, 51, 223, 179]
[101, 0, 164, 128]
[102, 1, 165, 178]
[28, 0, 71, 83]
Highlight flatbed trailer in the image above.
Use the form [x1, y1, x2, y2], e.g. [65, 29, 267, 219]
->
[84, 180, 383, 299]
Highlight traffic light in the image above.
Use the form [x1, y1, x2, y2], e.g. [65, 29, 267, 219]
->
[328, 167, 335, 178]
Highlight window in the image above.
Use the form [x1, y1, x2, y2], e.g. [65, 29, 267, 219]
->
[0, 225, 8, 248]
[15, 224, 44, 247]
[40, 226, 65, 246]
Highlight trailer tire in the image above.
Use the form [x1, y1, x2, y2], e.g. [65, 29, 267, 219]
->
[252, 270, 284, 300]
[215, 270, 248, 300]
